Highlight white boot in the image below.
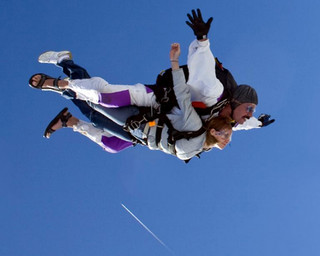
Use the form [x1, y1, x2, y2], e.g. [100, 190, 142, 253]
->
[38, 51, 72, 64]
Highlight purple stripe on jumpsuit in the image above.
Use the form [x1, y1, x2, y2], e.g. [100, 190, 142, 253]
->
[99, 90, 131, 108]
[99, 87, 154, 108]
[217, 91, 224, 102]
[145, 87, 153, 93]
[101, 136, 133, 153]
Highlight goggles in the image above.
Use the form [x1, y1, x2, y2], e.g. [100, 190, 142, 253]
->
[246, 105, 256, 114]
[215, 130, 231, 140]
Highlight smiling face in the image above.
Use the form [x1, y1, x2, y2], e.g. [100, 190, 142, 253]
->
[232, 103, 256, 124]
[210, 127, 232, 150]
[204, 116, 233, 150]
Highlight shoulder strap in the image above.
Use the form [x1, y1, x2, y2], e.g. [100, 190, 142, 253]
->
[194, 98, 229, 121]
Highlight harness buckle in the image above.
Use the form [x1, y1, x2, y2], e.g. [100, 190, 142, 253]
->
[160, 88, 171, 103]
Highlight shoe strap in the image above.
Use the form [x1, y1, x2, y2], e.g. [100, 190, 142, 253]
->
[61, 112, 72, 127]
[38, 74, 48, 89]
[53, 76, 61, 90]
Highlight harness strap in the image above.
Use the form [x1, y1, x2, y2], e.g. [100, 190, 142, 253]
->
[155, 118, 165, 147]
[155, 115, 207, 156]
[195, 98, 229, 121]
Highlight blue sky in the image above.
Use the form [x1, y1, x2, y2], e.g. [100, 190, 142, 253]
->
[1, 0, 320, 255]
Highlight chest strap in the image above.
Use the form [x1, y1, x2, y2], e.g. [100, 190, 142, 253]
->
[155, 115, 206, 155]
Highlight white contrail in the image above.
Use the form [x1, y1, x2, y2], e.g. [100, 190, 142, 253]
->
[121, 203, 175, 255]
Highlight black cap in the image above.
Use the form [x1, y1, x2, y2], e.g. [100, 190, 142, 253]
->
[231, 84, 258, 109]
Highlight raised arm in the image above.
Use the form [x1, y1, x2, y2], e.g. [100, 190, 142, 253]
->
[169, 43, 202, 131]
[170, 43, 181, 70]
[185, 9, 224, 107]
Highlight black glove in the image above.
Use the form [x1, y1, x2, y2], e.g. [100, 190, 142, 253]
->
[258, 114, 275, 127]
[186, 9, 213, 40]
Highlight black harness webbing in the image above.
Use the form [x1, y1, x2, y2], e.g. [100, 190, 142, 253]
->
[154, 115, 207, 158]
[195, 98, 229, 121]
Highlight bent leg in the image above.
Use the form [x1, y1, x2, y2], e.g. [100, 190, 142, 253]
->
[73, 120, 133, 153]
[88, 105, 135, 141]
[88, 103, 140, 127]
[45, 59, 134, 150]
[68, 78, 158, 108]
[45, 107, 134, 152]
[88, 104, 147, 144]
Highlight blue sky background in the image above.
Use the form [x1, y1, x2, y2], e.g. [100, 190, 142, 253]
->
[1, 0, 320, 255]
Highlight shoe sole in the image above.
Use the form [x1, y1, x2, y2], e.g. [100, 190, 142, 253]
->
[38, 51, 72, 64]
[43, 107, 69, 138]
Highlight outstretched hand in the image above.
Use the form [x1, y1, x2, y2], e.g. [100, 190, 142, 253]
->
[258, 114, 275, 127]
[186, 9, 213, 40]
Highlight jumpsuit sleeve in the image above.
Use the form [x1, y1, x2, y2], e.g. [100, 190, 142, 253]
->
[171, 69, 206, 160]
[232, 116, 262, 131]
[187, 39, 224, 107]
[171, 69, 202, 131]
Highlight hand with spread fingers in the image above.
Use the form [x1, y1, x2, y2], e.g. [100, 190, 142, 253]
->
[186, 9, 213, 40]
[258, 114, 275, 127]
